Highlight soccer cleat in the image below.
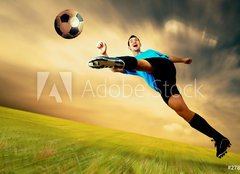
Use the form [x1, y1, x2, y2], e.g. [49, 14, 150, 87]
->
[212, 138, 231, 158]
[88, 56, 125, 69]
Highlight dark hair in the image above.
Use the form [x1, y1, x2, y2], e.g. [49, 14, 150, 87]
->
[128, 35, 138, 46]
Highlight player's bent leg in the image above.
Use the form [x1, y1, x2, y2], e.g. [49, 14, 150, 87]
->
[168, 94, 231, 158]
[88, 56, 155, 72]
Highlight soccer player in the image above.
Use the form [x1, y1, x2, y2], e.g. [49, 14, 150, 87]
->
[88, 35, 231, 158]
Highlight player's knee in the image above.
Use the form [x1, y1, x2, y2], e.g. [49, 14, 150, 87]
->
[174, 107, 185, 116]
[175, 108, 194, 121]
[173, 106, 190, 117]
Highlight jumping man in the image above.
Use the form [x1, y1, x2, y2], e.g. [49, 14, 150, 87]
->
[88, 35, 231, 158]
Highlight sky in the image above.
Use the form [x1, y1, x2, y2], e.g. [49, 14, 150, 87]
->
[0, 0, 240, 152]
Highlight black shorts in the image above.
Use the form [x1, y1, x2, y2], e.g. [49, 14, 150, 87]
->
[145, 58, 180, 104]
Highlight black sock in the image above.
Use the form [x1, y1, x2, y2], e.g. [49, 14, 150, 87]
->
[189, 113, 225, 141]
[117, 56, 138, 71]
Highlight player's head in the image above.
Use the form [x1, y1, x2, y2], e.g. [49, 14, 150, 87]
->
[128, 35, 141, 53]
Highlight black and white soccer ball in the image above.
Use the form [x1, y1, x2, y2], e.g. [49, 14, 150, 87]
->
[54, 9, 84, 39]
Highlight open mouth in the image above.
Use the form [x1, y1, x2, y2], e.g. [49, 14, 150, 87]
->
[133, 44, 138, 48]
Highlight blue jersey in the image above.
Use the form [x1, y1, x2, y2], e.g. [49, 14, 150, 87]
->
[123, 49, 171, 91]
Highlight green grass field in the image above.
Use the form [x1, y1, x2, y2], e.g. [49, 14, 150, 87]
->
[0, 106, 240, 174]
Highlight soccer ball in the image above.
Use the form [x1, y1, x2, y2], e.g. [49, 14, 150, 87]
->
[54, 9, 84, 39]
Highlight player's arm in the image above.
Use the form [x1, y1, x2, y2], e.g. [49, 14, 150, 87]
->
[169, 55, 192, 64]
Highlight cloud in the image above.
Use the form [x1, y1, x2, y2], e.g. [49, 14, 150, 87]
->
[163, 123, 183, 132]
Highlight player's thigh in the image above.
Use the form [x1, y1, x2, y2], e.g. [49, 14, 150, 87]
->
[136, 60, 153, 73]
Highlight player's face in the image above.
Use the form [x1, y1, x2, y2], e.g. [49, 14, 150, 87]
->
[128, 37, 141, 52]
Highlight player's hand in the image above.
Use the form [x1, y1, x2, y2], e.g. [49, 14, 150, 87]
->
[184, 58, 192, 64]
[96, 41, 107, 56]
